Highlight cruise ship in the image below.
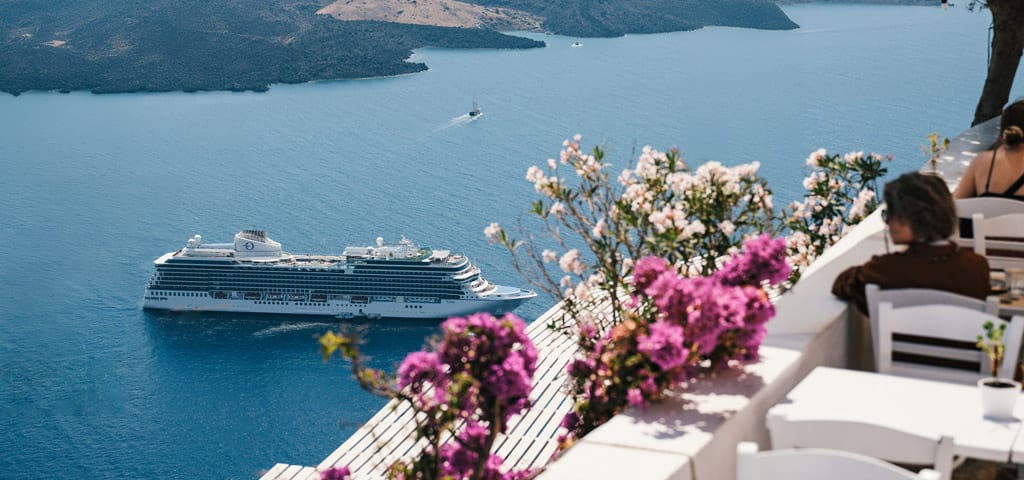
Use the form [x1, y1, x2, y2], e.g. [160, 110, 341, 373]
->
[142, 230, 536, 319]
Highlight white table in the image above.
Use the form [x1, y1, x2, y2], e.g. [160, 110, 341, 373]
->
[768, 367, 1024, 463]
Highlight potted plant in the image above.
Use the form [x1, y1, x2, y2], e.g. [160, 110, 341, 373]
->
[976, 320, 1022, 419]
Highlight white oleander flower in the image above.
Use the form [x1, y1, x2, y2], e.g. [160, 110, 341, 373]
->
[526, 165, 544, 183]
[681, 220, 706, 239]
[618, 168, 635, 187]
[843, 151, 864, 164]
[718, 220, 736, 237]
[484, 222, 502, 243]
[573, 281, 592, 301]
[635, 148, 658, 179]
[559, 249, 585, 275]
[733, 161, 760, 178]
[649, 209, 671, 234]
[591, 218, 608, 238]
[621, 258, 635, 275]
[806, 148, 827, 167]
[847, 188, 876, 221]
[667, 171, 694, 195]
[802, 171, 826, 191]
[575, 154, 602, 178]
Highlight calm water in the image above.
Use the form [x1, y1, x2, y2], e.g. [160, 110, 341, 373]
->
[2, 5, 1022, 479]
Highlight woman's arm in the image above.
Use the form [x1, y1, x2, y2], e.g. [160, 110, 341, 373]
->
[953, 150, 989, 199]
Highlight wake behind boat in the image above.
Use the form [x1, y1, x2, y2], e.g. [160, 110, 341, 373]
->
[142, 230, 536, 319]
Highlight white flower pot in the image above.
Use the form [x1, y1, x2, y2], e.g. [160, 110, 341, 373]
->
[978, 378, 1022, 419]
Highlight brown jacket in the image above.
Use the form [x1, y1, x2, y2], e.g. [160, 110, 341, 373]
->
[832, 243, 990, 315]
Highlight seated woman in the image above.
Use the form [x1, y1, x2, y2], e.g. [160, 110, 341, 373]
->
[954, 99, 1024, 200]
[833, 172, 989, 315]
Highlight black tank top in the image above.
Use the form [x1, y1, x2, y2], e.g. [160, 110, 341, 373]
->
[959, 150, 1024, 238]
[980, 149, 1024, 200]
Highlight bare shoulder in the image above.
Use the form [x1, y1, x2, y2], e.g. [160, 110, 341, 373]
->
[970, 149, 996, 165]
[953, 149, 993, 198]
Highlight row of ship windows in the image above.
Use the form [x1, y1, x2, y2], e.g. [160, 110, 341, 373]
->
[153, 284, 462, 294]
[154, 277, 467, 286]
[153, 273, 474, 283]
[153, 272, 473, 284]
[159, 266, 467, 276]
[153, 284, 465, 294]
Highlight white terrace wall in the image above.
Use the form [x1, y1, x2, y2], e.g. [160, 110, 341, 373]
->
[536, 114, 1004, 480]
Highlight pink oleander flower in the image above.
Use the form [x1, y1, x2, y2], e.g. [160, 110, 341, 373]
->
[440, 313, 537, 424]
[637, 320, 687, 371]
[714, 234, 791, 287]
[397, 351, 448, 405]
[627, 388, 645, 408]
[320, 466, 351, 480]
[632, 256, 667, 291]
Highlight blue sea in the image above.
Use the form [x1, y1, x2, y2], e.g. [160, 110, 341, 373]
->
[1, 4, 1022, 479]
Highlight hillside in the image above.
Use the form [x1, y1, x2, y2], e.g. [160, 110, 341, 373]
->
[776, 0, 935, 4]
[317, 0, 544, 31]
[0, 0, 544, 95]
[0, 0, 799, 96]
[465, 0, 799, 37]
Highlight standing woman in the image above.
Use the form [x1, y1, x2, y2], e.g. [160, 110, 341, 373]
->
[833, 172, 989, 315]
[955, 100, 1024, 200]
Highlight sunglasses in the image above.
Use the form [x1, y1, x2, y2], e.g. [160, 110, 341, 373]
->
[880, 208, 889, 222]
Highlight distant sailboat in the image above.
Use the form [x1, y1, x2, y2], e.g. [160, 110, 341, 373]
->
[469, 100, 482, 118]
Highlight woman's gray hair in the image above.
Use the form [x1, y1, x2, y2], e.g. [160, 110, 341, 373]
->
[883, 172, 956, 242]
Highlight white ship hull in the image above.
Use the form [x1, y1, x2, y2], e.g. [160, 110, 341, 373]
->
[142, 290, 530, 319]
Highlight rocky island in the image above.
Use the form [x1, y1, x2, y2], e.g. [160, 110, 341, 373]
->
[0, 0, 797, 96]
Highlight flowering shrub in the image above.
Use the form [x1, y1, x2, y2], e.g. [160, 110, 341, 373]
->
[485, 137, 888, 447]
[487, 135, 776, 328]
[560, 235, 790, 438]
[782, 148, 888, 277]
[319, 313, 538, 480]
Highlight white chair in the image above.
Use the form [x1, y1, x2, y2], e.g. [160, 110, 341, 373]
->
[956, 197, 1024, 220]
[865, 284, 1000, 360]
[969, 212, 1024, 270]
[766, 413, 955, 480]
[737, 442, 941, 480]
[876, 302, 1024, 383]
